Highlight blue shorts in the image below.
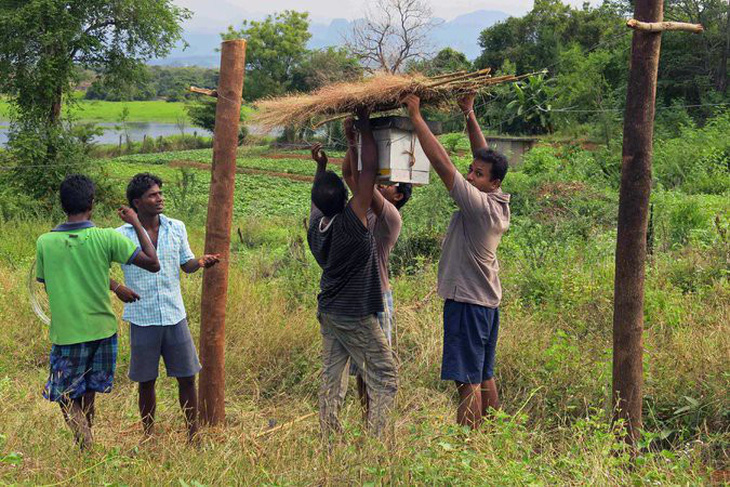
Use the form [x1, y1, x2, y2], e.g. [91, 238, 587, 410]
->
[44, 334, 118, 402]
[128, 318, 202, 383]
[440, 300, 499, 384]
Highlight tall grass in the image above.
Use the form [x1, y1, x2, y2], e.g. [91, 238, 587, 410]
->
[0, 121, 728, 484]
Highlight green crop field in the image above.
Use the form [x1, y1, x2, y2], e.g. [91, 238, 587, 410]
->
[0, 116, 728, 484]
[0, 98, 188, 123]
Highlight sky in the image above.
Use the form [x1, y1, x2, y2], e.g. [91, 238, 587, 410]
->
[173, 0, 597, 33]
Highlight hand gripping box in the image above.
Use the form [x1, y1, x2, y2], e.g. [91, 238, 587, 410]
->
[356, 116, 443, 185]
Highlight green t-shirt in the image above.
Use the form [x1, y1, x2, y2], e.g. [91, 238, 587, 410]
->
[36, 221, 139, 345]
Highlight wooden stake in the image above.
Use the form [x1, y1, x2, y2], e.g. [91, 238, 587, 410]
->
[626, 18, 704, 33]
[253, 413, 316, 438]
[198, 39, 246, 426]
[613, 0, 664, 447]
[189, 86, 218, 98]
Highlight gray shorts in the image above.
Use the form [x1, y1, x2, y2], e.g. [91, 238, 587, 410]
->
[128, 318, 202, 383]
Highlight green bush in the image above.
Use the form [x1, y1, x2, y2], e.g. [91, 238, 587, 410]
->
[521, 146, 562, 176]
[654, 112, 730, 194]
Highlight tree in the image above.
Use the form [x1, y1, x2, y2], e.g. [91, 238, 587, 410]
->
[475, 0, 625, 75]
[223, 10, 311, 100]
[345, 0, 440, 73]
[659, 0, 729, 103]
[0, 0, 190, 124]
[407, 48, 472, 75]
[0, 0, 189, 199]
[505, 73, 555, 135]
[291, 47, 363, 93]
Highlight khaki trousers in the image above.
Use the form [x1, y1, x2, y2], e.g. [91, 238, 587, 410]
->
[318, 311, 398, 437]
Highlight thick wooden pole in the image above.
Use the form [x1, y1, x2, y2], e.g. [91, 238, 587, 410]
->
[198, 39, 246, 426]
[612, 0, 663, 446]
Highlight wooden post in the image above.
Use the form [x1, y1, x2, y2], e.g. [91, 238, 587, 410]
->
[613, 3, 703, 446]
[612, 0, 664, 448]
[198, 39, 246, 426]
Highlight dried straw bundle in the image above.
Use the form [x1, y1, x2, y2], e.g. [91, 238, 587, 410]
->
[252, 68, 526, 130]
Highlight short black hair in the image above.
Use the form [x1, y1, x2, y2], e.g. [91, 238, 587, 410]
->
[474, 148, 509, 182]
[126, 173, 163, 211]
[312, 171, 348, 217]
[394, 183, 412, 210]
[59, 174, 95, 215]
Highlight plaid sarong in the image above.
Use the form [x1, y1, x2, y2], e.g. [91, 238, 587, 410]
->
[43, 334, 118, 402]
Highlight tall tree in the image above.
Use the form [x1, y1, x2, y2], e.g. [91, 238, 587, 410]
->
[223, 10, 311, 100]
[0, 0, 189, 198]
[345, 0, 440, 73]
[407, 48, 472, 75]
[0, 0, 190, 124]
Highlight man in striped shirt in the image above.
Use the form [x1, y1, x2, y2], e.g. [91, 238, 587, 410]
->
[312, 119, 411, 420]
[307, 110, 398, 438]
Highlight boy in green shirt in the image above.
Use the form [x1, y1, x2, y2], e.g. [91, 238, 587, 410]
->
[36, 174, 160, 449]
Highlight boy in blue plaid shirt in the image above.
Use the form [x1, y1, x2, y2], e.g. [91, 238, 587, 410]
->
[111, 173, 219, 442]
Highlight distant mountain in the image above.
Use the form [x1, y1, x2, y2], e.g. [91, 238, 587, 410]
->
[153, 9, 509, 68]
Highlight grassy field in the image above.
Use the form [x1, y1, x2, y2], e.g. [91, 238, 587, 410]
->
[0, 99, 189, 123]
[0, 120, 728, 484]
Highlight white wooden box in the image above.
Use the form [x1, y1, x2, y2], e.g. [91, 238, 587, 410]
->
[356, 116, 442, 185]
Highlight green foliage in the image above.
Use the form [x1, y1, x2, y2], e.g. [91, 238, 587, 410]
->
[0, 0, 190, 197]
[653, 112, 730, 194]
[0, 0, 190, 122]
[505, 73, 555, 135]
[475, 0, 626, 76]
[290, 47, 363, 93]
[223, 11, 312, 100]
[407, 48, 472, 75]
[2, 121, 87, 201]
[85, 66, 219, 102]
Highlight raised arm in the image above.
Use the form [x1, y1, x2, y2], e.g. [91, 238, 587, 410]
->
[117, 206, 160, 273]
[402, 94, 457, 190]
[345, 116, 386, 216]
[349, 109, 378, 226]
[310, 143, 328, 178]
[458, 93, 488, 153]
[341, 118, 357, 193]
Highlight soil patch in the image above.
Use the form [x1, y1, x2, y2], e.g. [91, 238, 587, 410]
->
[170, 160, 313, 182]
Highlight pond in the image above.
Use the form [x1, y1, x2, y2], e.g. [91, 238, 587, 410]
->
[0, 122, 212, 147]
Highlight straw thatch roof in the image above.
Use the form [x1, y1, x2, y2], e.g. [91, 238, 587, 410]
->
[251, 68, 529, 130]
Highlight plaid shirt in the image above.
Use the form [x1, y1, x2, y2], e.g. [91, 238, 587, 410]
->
[116, 215, 196, 326]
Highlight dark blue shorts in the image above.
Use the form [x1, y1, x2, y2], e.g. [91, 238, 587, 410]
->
[44, 334, 118, 402]
[441, 300, 499, 384]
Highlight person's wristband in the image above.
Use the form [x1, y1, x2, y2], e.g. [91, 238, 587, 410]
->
[463, 109, 474, 117]
[112, 282, 121, 293]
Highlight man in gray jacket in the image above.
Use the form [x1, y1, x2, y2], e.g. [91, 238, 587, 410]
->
[403, 93, 511, 429]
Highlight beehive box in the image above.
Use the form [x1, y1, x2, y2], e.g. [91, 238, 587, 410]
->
[356, 116, 442, 185]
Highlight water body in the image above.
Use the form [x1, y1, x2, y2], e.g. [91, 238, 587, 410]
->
[0, 122, 211, 147]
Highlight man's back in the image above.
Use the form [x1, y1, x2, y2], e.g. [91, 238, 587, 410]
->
[307, 204, 383, 317]
[36, 222, 139, 345]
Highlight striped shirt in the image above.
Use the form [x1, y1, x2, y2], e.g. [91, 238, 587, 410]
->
[116, 214, 196, 326]
[308, 204, 383, 317]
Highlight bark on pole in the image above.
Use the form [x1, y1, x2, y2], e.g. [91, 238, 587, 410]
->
[198, 39, 246, 426]
[612, 0, 663, 446]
